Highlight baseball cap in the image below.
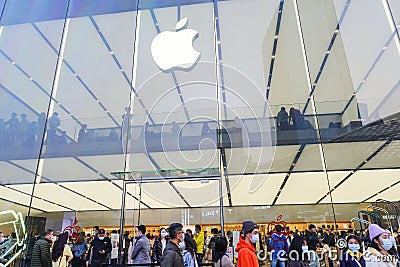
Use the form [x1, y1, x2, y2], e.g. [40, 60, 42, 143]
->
[98, 229, 106, 235]
[242, 221, 258, 234]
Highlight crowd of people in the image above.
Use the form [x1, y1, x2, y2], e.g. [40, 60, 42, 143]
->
[1, 221, 399, 267]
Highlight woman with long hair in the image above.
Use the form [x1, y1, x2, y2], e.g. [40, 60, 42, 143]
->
[364, 224, 398, 267]
[52, 233, 73, 267]
[182, 234, 197, 267]
[215, 236, 234, 267]
[151, 227, 169, 263]
[288, 235, 308, 267]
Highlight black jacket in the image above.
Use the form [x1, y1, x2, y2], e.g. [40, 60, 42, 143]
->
[88, 236, 112, 261]
[152, 237, 169, 263]
[305, 231, 319, 251]
[160, 241, 184, 267]
[31, 238, 52, 267]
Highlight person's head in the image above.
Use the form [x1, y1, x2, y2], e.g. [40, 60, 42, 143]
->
[227, 231, 233, 238]
[98, 229, 106, 240]
[211, 228, 218, 236]
[346, 235, 362, 253]
[215, 236, 229, 262]
[82, 124, 87, 129]
[160, 228, 168, 239]
[275, 225, 282, 233]
[11, 112, 17, 118]
[93, 226, 99, 235]
[368, 224, 393, 252]
[309, 224, 317, 233]
[195, 225, 201, 233]
[53, 112, 58, 116]
[10, 232, 16, 239]
[21, 113, 27, 119]
[137, 225, 146, 236]
[281, 107, 286, 111]
[183, 234, 196, 254]
[242, 221, 259, 244]
[168, 223, 184, 244]
[42, 229, 53, 241]
[186, 229, 193, 237]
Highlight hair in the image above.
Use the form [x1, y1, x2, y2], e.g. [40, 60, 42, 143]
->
[93, 226, 99, 231]
[160, 227, 166, 233]
[184, 234, 196, 258]
[215, 237, 228, 263]
[52, 233, 68, 261]
[42, 229, 53, 238]
[168, 223, 183, 239]
[309, 224, 316, 230]
[370, 235, 396, 255]
[186, 229, 193, 236]
[347, 235, 361, 245]
[75, 235, 85, 245]
[275, 225, 282, 232]
[211, 228, 218, 235]
[138, 225, 146, 234]
[289, 236, 307, 262]
[10, 232, 16, 239]
[195, 225, 201, 231]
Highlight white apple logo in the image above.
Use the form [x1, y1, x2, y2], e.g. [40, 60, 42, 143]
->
[151, 18, 200, 71]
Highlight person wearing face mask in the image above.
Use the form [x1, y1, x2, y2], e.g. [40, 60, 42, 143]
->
[235, 221, 259, 267]
[160, 223, 184, 267]
[31, 229, 54, 267]
[288, 236, 308, 267]
[339, 235, 365, 267]
[364, 224, 398, 267]
[269, 225, 289, 267]
[87, 229, 111, 267]
[152, 228, 169, 264]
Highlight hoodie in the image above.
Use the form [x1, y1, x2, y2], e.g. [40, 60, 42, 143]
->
[235, 238, 258, 267]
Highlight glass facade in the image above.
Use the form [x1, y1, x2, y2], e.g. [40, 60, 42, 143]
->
[0, 0, 399, 253]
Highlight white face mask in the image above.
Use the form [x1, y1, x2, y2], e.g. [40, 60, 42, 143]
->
[179, 241, 185, 250]
[161, 232, 167, 238]
[250, 234, 259, 244]
[302, 246, 309, 252]
[98, 236, 105, 240]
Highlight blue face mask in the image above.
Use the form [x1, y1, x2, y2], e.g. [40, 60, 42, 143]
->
[382, 239, 393, 251]
[250, 234, 259, 244]
[348, 244, 360, 252]
[389, 236, 396, 247]
[302, 246, 308, 252]
[179, 241, 185, 250]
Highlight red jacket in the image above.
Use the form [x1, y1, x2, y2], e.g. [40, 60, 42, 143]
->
[235, 238, 258, 267]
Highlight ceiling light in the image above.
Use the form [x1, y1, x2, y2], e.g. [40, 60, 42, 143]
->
[74, 73, 78, 77]
[110, 51, 114, 54]
[334, 29, 339, 33]
[271, 55, 276, 59]
[11, 61, 15, 65]
[326, 50, 330, 54]
[29, 77, 33, 80]
[382, 46, 387, 50]
[274, 35, 279, 39]
[120, 69, 124, 72]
